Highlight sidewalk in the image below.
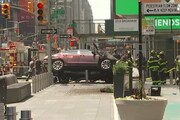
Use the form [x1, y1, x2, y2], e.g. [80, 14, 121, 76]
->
[7, 83, 115, 120]
[7, 79, 180, 120]
[160, 85, 180, 120]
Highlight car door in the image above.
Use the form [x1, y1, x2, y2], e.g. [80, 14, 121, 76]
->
[64, 50, 79, 66]
[78, 50, 99, 67]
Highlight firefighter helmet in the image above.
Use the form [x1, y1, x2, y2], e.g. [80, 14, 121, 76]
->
[150, 50, 155, 56]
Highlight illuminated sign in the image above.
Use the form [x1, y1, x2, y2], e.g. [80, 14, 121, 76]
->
[145, 16, 180, 30]
[115, 0, 138, 15]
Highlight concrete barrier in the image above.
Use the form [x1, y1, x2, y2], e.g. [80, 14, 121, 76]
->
[6, 83, 31, 104]
[4, 74, 18, 86]
[0, 74, 32, 103]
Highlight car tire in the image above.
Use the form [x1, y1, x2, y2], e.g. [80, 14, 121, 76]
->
[100, 59, 112, 71]
[52, 59, 64, 72]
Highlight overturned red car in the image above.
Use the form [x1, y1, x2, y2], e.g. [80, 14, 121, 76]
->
[43, 49, 117, 83]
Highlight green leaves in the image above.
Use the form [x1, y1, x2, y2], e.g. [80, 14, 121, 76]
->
[113, 61, 128, 75]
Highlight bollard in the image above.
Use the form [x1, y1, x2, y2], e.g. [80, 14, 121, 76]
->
[169, 71, 173, 85]
[6, 106, 16, 120]
[85, 70, 88, 83]
[32, 76, 35, 94]
[19, 110, 32, 120]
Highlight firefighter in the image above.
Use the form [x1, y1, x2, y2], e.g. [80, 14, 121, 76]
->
[147, 50, 160, 85]
[158, 51, 168, 85]
[175, 56, 180, 85]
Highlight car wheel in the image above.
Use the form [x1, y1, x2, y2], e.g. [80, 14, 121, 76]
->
[52, 60, 64, 72]
[100, 59, 112, 70]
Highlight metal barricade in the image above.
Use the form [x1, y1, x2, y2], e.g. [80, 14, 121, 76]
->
[32, 72, 54, 94]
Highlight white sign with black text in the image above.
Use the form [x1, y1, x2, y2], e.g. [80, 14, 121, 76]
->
[143, 3, 180, 15]
[114, 19, 138, 32]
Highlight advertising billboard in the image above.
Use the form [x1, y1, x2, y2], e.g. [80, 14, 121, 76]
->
[115, 0, 138, 15]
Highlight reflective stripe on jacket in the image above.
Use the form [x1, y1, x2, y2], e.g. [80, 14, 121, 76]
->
[159, 58, 168, 72]
[147, 56, 159, 71]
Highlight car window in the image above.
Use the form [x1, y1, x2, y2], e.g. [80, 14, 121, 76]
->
[80, 50, 92, 55]
[62, 50, 78, 55]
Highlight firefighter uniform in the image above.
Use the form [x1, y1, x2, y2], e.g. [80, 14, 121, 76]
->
[175, 56, 180, 85]
[158, 51, 168, 85]
[147, 50, 160, 85]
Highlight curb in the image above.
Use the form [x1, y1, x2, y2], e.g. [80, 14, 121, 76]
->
[113, 97, 120, 120]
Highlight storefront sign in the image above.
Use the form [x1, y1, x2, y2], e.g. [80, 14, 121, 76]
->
[145, 16, 180, 30]
[114, 19, 138, 32]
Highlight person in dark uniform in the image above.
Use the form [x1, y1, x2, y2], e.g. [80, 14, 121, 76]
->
[34, 56, 42, 75]
[147, 50, 160, 85]
[158, 51, 168, 85]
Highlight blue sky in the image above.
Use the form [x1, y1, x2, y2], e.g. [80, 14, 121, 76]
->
[88, 0, 110, 20]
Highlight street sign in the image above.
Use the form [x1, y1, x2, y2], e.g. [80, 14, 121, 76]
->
[66, 27, 73, 35]
[173, 35, 180, 40]
[143, 3, 180, 15]
[142, 19, 155, 35]
[59, 34, 71, 38]
[41, 29, 57, 34]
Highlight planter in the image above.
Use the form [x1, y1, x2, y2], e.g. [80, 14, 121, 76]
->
[113, 72, 125, 98]
[115, 97, 168, 120]
[113, 72, 131, 98]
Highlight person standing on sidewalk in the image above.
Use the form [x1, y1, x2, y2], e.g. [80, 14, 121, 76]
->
[34, 56, 42, 75]
[26, 57, 35, 81]
[158, 51, 168, 85]
[147, 50, 160, 85]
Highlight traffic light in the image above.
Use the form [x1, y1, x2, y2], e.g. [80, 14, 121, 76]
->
[37, 2, 44, 22]
[1, 3, 10, 19]
[28, 2, 34, 13]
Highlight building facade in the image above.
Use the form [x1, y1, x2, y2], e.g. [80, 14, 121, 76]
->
[0, 0, 94, 46]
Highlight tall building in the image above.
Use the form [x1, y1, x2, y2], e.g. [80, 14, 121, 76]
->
[0, 0, 93, 46]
